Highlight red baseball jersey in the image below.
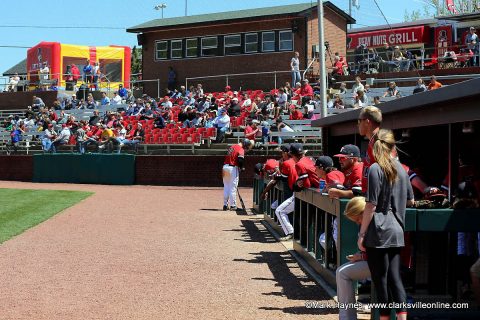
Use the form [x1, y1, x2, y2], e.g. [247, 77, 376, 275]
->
[224, 144, 244, 166]
[326, 170, 346, 188]
[344, 161, 363, 192]
[362, 134, 377, 194]
[295, 157, 320, 189]
[278, 158, 298, 191]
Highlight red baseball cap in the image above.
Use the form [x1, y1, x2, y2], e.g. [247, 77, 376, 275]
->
[264, 159, 279, 175]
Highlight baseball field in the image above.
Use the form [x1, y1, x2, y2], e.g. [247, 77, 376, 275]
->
[0, 181, 337, 320]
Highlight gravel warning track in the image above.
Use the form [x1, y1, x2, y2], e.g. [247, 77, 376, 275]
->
[0, 181, 337, 320]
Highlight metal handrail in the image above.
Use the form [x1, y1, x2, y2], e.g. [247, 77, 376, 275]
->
[302, 57, 317, 81]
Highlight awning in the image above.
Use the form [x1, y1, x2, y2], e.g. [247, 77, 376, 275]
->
[347, 26, 429, 49]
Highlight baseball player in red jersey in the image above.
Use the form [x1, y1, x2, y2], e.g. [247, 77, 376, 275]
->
[357, 106, 382, 194]
[291, 143, 320, 190]
[328, 144, 364, 199]
[314, 156, 345, 192]
[222, 139, 253, 211]
[260, 144, 293, 200]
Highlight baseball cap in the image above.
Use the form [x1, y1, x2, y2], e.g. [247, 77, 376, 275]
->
[334, 144, 360, 158]
[280, 143, 290, 153]
[219, 108, 227, 114]
[254, 163, 264, 175]
[264, 159, 279, 174]
[289, 143, 305, 155]
[315, 156, 334, 169]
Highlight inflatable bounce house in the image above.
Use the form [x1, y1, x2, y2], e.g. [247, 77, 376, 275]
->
[27, 41, 131, 90]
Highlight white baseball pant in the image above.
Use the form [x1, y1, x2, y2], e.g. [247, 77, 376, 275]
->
[222, 164, 239, 207]
[275, 195, 295, 236]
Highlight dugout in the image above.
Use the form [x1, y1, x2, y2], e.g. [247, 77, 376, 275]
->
[311, 78, 480, 303]
[26, 42, 131, 90]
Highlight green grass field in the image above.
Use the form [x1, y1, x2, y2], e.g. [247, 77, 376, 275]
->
[0, 188, 93, 244]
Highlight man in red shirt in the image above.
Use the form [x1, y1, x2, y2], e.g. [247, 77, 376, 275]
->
[244, 120, 259, 140]
[291, 143, 320, 190]
[328, 144, 364, 198]
[222, 139, 253, 211]
[357, 106, 382, 194]
[314, 156, 345, 192]
[299, 79, 314, 106]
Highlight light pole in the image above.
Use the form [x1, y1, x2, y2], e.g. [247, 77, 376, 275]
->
[185, 0, 187, 16]
[154, 3, 167, 18]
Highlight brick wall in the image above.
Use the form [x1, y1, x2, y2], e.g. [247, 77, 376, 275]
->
[0, 156, 33, 181]
[136, 155, 270, 187]
[307, 7, 348, 76]
[140, 6, 349, 95]
[0, 91, 58, 110]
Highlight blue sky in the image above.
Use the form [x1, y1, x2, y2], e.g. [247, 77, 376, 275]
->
[1, 0, 428, 79]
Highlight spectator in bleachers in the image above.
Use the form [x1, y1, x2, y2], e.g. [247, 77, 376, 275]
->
[83, 59, 93, 84]
[5, 124, 23, 155]
[213, 108, 230, 143]
[275, 117, 294, 145]
[241, 93, 252, 110]
[50, 124, 71, 153]
[32, 96, 45, 111]
[48, 109, 58, 124]
[194, 83, 204, 99]
[276, 87, 288, 111]
[428, 75, 443, 90]
[100, 92, 110, 107]
[88, 110, 101, 126]
[85, 95, 96, 110]
[244, 120, 259, 141]
[5, 73, 20, 92]
[354, 89, 369, 108]
[329, 55, 345, 80]
[383, 81, 399, 97]
[153, 113, 166, 129]
[112, 91, 122, 105]
[373, 96, 381, 105]
[298, 79, 314, 106]
[364, 83, 371, 94]
[351, 76, 364, 95]
[228, 98, 241, 117]
[413, 78, 427, 94]
[466, 27, 478, 67]
[139, 103, 154, 120]
[393, 46, 410, 71]
[283, 82, 293, 99]
[333, 95, 345, 109]
[339, 82, 347, 94]
[42, 123, 56, 152]
[118, 84, 128, 99]
[290, 51, 301, 87]
[56, 111, 68, 125]
[289, 105, 304, 120]
[75, 122, 87, 154]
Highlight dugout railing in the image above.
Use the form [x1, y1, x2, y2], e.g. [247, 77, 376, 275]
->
[253, 175, 480, 319]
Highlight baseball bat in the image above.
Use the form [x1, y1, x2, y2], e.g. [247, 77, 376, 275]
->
[237, 188, 247, 213]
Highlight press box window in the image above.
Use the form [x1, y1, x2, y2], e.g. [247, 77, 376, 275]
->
[186, 38, 198, 57]
[245, 33, 258, 53]
[224, 34, 241, 55]
[279, 31, 293, 51]
[171, 40, 183, 59]
[262, 32, 275, 52]
[155, 41, 168, 60]
[201, 37, 218, 56]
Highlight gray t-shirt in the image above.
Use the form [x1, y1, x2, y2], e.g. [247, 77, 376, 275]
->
[364, 160, 413, 248]
[291, 57, 300, 72]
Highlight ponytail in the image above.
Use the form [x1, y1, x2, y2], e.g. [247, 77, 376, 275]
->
[373, 129, 397, 184]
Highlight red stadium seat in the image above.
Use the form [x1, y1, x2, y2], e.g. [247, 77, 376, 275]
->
[179, 127, 188, 134]
[144, 134, 152, 144]
[206, 127, 216, 138]
[187, 127, 196, 134]
[171, 133, 181, 144]
[197, 127, 206, 137]
[191, 133, 201, 143]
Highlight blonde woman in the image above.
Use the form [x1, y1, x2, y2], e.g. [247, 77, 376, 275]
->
[357, 129, 414, 320]
[337, 197, 370, 320]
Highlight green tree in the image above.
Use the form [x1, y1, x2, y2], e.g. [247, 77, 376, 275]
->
[131, 46, 142, 79]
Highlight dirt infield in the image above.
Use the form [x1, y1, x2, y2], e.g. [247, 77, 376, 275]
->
[0, 181, 337, 320]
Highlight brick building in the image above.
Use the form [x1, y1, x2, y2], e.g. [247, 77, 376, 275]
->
[127, 2, 354, 96]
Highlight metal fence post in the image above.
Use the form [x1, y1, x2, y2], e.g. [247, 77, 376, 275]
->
[157, 79, 160, 98]
[226, 75, 229, 88]
[274, 71, 277, 90]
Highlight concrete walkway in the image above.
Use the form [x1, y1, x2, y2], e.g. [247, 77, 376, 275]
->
[0, 181, 338, 319]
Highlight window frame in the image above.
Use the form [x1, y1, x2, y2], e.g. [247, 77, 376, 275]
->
[186, 38, 198, 58]
[170, 39, 183, 59]
[244, 33, 258, 53]
[279, 30, 293, 51]
[262, 31, 275, 52]
[155, 40, 168, 60]
[224, 34, 242, 56]
[201, 36, 218, 57]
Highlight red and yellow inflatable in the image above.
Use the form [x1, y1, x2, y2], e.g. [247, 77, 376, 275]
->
[27, 41, 131, 90]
